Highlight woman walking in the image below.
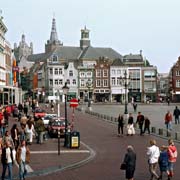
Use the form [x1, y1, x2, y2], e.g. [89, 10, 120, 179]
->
[16, 140, 30, 180]
[122, 145, 136, 180]
[118, 114, 124, 136]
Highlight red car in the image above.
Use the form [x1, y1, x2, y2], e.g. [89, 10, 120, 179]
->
[34, 108, 46, 118]
[47, 119, 71, 138]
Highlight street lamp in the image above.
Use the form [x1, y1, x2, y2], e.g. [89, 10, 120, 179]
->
[86, 80, 92, 110]
[120, 70, 131, 115]
[62, 82, 69, 147]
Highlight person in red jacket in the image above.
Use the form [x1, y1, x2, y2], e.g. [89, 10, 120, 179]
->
[0, 110, 4, 136]
[167, 139, 178, 180]
[164, 111, 173, 131]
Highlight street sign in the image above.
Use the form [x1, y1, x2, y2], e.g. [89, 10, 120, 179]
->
[69, 98, 79, 108]
[12, 66, 19, 72]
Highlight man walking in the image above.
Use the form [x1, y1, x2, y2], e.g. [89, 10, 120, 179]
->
[173, 106, 180, 124]
[136, 112, 144, 135]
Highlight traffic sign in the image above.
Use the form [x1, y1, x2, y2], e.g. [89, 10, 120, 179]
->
[69, 98, 79, 108]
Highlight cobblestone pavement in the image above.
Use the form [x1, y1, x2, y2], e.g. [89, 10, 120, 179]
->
[25, 103, 180, 180]
[81, 103, 180, 133]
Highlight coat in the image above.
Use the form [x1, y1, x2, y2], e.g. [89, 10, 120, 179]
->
[1, 147, 14, 164]
[159, 151, 168, 171]
[16, 145, 30, 164]
[168, 145, 177, 162]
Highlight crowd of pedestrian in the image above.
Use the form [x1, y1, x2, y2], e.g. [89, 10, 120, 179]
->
[121, 139, 178, 180]
[0, 99, 46, 179]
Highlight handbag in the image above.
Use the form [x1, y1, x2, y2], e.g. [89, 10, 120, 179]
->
[120, 163, 127, 170]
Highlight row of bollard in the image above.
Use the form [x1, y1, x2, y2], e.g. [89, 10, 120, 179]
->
[76, 107, 180, 142]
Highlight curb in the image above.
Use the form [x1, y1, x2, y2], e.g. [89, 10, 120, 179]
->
[13, 141, 96, 179]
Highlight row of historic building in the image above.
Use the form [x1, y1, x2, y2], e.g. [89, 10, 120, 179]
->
[1, 14, 180, 104]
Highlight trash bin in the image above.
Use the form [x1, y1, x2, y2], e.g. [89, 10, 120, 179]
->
[70, 131, 80, 148]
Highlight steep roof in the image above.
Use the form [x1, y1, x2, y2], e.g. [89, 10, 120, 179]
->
[27, 51, 54, 62]
[111, 58, 124, 66]
[79, 46, 122, 60]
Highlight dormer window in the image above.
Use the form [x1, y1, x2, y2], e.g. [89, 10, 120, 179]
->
[52, 55, 58, 62]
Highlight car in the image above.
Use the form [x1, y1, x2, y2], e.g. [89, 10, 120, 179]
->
[47, 119, 71, 138]
[42, 114, 58, 126]
[34, 108, 46, 118]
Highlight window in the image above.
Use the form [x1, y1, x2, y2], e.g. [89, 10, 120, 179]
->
[96, 70, 101, 77]
[80, 72, 85, 77]
[144, 71, 156, 78]
[55, 79, 58, 85]
[103, 70, 108, 77]
[59, 68, 62, 74]
[117, 77, 121, 85]
[111, 69, 115, 75]
[55, 68, 58, 75]
[176, 80, 180, 88]
[87, 71, 92, 77]
[49, 79, 53, 85]
[69, 70, 73, 76]
[96, 79, 101, 87]
[80, 79, 85, 87]
[49, 68, 53, 75]
[67, 79, 70, 85]
[52, 55, 58, 62]
[59, 79, 63, 85]
[117, 70, 121, 75]
[111, 77, 116, 85]
[104, 79, 108, 87]
[72, 79, 76, 85]
[176, 71, 180, 76]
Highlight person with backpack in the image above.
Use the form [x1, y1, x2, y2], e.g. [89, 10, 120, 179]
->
[158, 146, 169, 180]
[167, 139, 178, 180]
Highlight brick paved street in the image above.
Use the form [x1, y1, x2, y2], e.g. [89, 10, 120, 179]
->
[22, 103, 180, 180]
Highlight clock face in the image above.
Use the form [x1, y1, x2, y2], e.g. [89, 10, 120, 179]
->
[100, 64, 104, 68]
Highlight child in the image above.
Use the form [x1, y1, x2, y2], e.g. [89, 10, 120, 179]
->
[158, 145, 168, 180]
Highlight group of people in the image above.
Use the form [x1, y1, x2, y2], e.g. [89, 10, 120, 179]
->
[0, 99, 47, 180]
[118, 112, 151, 136]
[121, 139, 178, 180]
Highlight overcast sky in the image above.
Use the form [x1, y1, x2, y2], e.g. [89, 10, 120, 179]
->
[1, 0, 180, 73]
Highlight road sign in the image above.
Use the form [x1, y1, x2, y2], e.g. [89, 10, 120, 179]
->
[69, 98, 79, 108]
[12, 66, 19, 72]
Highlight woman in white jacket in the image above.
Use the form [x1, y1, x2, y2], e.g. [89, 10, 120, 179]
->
[147, 139, 160, 180]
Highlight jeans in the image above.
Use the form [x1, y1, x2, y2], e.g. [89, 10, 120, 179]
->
[175, 117, 179, 124]
[19, 161, 27, 180]
[166, 122, 172, 131]
[0, 126, 6, 137]
[2, 162, 13, 180]
[37, 132, 44, 144]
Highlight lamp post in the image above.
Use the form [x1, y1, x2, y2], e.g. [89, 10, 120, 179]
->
[62, 82, 69, 147]
[86, 80, 92, 110]
[120, 70, 131, 115]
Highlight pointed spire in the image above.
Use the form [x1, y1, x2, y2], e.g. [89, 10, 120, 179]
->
[50, 17, 59, 43]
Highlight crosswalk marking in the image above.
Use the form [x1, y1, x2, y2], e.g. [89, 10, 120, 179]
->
[31, 150, 90, 154]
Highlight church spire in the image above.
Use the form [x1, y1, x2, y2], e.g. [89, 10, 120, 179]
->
[50, 17, 59, 44]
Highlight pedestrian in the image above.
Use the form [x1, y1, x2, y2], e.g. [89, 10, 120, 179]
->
[173, 106, 180, 124]
[18, 103, 23, 113]
[133, 103, 137, 113]
[51, 102, 54, 112]
[136, 112, 145, 135]
[143, 117, 151, 134]
[11, 124, 19, 150]
[164, 111, 173, 132]
[1, 141, 16, 180]
[0, 109, 5, 136]
[2, 131, 14, 149]
[147, 139, 160, 180]
[118, 114, 124, 136]
[167, 139, 178, 180]
[158, 145, 169, 180]
[16, 140, 30, 180]
[127, 113, 135, 136]
[167, 97, 170, 106]
[121, 145, 136, 180]
[35, 116, 45, 144]
[25, 120, 35, 145]
[23, 103, 28, 117]
[3, 108, 10, 127]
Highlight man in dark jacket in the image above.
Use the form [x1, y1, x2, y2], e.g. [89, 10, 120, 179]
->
[136, 112, 145, 135]
[173, 106, 180, 124]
